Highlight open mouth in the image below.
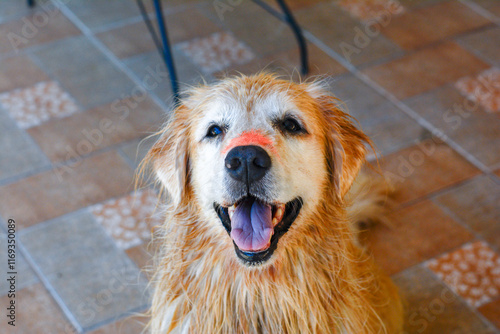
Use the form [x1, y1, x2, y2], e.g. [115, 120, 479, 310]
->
[214, 196, 302, 265]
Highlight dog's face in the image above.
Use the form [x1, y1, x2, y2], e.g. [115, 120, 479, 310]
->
[149, 74, 368, 267]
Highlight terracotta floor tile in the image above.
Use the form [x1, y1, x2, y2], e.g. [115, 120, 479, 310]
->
[433, 175, 500, 250]
[0, 8, 80, 53]
[0, 283, 75, 334]
[90, 189, 162, 249]
[456, 67, 499, 113]
[458, 26, 500, 67]
[427, 241, 500, 307]
[0, 150, 134, 228]
[337, 0, 406, 21]
[0, 81, 79, 129]
[32, 36, 137, 109]
[179, 32, 255, 74]
[90, 312, 149, 334]
[405, 84, 500, 168]
[362, 200, 473, 275]
[372, 140, 479, 204]
[19, 211, 150, 331]
[478, 297, 500, 330]
[330, 74, 388, 112]
[381, 1, 491, 50]
[0, 55, 48, 93]
[363, 42, 490, 99]
[295, 2, 401, 65]
[126, 242, 159, 280]
[27, 95, 164, 163]
[393, 265, 495, 334]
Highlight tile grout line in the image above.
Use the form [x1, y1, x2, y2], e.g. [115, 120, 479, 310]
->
[50, 0, 173, 113]
[302, 30, 492, 175]
[459, 0, 500, 25]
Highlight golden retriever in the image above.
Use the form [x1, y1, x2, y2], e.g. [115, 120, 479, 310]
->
[144, 73, 403, 333]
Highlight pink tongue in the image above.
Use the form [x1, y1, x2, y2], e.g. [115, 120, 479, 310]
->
[230, 198, 273, 252]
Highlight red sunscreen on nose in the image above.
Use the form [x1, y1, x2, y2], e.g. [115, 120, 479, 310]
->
[222, 130, 278, 158]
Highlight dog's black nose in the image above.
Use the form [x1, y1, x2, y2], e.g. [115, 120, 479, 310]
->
[225, 145, 271, 184]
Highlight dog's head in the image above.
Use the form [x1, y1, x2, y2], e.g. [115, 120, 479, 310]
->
[148, 74, 368, 267]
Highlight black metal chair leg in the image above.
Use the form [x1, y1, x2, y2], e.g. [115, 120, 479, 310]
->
[28, 0, 35, 8]
[274, 0, 308, 76]
[153, 0, 180, 105]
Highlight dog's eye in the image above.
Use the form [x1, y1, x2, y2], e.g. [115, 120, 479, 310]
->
[282, 118, 303, 134]
[206, 125, 223, 138]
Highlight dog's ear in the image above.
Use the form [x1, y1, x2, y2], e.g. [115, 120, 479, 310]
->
[307, 84, 370, 199]
[146, 105, 191, 207]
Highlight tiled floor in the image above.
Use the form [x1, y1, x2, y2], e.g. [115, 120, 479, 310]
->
[0, 0, 498, 333]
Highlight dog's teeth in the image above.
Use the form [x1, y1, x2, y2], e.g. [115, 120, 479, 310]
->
[228, 206, 235, 219]
[274, 205, 285, 222]
[272, 217, 278, 227]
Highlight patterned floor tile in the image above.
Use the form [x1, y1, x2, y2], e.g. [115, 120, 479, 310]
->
[0, 150, 134, 229]
[178, 32, 255, 74]
[478, 297, 500, 330]
[369, 140, 479, 204]
[19, 211, 149, 332]
[363, 200, 474, 275]
[27, 95, 164, 163]
[455, 68, 499, 113]
[0, 55, 48, 93]
[405, 84, 500, 168]
[90, 189, 162, 250]
[0, 81, 79, 129]
[458, 26, 500, 68]
[0, 232, 39, 296]
[32, 36, 137, 109]
[295, 2, 402, 65]
[427, 241, 500, 307]
[0, 283, 75, 334]
[0, 108, 49, 181]
[433, 175, 500, 250]
[380, 1, 491, 50]
[363, 42, 489, 99]
[337, 0, 405, 21]
[393, 265, 495, 334]
[0, 7, 80, 54]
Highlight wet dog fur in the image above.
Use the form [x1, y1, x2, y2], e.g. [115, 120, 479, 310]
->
[144, 73, 403, 333]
